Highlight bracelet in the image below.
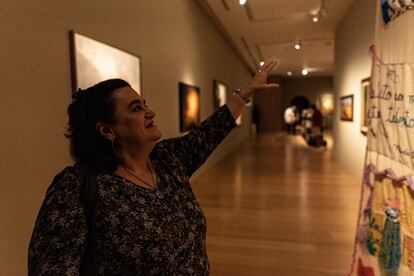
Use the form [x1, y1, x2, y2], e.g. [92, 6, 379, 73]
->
[233, 88, 251, 104]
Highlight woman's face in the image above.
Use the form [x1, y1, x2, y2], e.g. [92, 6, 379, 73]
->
[111, 86, 162, 150]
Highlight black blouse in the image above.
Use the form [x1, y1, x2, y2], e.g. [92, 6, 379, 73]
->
[29, 105, 236, 275]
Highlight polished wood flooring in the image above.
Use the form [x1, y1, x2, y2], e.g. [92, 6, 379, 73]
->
[192, 133, 361, 276]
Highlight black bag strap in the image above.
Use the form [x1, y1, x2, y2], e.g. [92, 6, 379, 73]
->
[72, 165, 98, 276]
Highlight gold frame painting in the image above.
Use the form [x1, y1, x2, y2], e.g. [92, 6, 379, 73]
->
[340, 95, 354, 122]
[360, 77, 371, 135]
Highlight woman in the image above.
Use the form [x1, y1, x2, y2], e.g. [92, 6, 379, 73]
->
[28, 60, 278, 275]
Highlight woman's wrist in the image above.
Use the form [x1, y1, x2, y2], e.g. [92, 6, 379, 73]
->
[233, 87, 252, 104]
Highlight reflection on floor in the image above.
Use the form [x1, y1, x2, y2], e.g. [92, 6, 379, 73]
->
[192, 132, 361, 276]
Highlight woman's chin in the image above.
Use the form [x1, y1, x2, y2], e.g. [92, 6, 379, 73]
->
[148, 127, 162, 141]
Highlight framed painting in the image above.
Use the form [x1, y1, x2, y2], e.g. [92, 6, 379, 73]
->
[360, 78, 370, 135]
[69, 31, 141, 93]
[318, 94, 334, 115]
[213, 80, 227, 110]
[340, 95, 354, 121]
[179, 82, 200, 132]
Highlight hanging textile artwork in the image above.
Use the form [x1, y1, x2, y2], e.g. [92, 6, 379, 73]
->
[350, 1, 414, 275]
[381, 0, 414, 23]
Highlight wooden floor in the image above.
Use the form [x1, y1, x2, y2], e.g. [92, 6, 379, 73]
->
[192, 132, 362, 276]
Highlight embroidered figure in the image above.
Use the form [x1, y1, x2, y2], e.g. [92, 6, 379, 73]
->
[382, 0, 414, 23]
[380, 202, 402, 274]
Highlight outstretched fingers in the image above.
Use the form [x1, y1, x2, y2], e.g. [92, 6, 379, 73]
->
[257, 83, 279, 90]
[260, 59, 278, 74]
[267, 83, 279, 88]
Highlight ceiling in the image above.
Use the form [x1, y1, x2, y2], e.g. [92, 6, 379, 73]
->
[199, 0, 355, 77]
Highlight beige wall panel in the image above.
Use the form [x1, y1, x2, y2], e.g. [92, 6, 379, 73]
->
[333, 0, 376, 176]
[281, 77, 334, 110]
[253, 76, 283, 132]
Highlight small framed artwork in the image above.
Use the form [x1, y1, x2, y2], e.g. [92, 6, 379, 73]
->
[69, 31, 141, 93]
[213, 80, 227, 110]
[318, 94, 334, 115]
[360, 78, 371, 135]
[340, 95, 354, 121]
[179, 82, 200, 132]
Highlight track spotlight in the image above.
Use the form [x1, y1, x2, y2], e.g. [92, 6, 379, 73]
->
[301, 68, 309, 75]
[311, 0, 325, 23]
[287, 71, 293, 76]
[294, 42, 301, 50]
[239, 0, 247, 5]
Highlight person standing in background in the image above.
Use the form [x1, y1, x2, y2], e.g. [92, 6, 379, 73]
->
[284, 105, 296, 134]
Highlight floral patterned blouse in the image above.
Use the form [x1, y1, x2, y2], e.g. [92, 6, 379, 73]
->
[28, 105, 236, 275]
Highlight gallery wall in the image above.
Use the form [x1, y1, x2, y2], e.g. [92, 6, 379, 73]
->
[281, 77, 334, 110]
[334, 0, 376, 175]
[253, 76, 283, 132]
[251, 76, 334, 133]
[0, 0, 252, 274]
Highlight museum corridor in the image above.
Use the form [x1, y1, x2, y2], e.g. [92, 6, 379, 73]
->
[192, 133, 361, 276]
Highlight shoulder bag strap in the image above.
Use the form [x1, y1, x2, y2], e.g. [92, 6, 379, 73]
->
[72, 165, 98, 276]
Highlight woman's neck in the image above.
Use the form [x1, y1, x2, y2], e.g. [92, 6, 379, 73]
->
[122, 155, 148, 172]
[115, 150, 157, 189]
[118, 143, 154, 173]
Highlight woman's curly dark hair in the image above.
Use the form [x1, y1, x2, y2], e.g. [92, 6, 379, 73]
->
[65, 79, 130, 172]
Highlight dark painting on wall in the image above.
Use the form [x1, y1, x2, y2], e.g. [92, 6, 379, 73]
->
[340, 94, 354, 121]
[360, 78, 370, 135]
[69, 31, 141, 93]
[179, 82, 200, 132]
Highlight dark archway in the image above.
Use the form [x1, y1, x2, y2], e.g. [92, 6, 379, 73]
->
[290, 96, 310, 111]
[289, 96, 310, 126]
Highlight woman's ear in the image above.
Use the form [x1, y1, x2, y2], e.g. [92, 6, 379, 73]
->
[96, 122, 115, 141]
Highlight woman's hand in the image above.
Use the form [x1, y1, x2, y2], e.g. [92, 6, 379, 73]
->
[241, 59, 279, 97]
[227, 59, 279, 121]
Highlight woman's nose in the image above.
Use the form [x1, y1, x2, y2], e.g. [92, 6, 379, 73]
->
[145, 107, 156, 118]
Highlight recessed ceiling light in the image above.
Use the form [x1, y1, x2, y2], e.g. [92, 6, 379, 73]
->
[239, 0, 247, 5]
[294, 42, 301, 50]
[287, 71, 292, 76]
[312, 16, 319, 22]
[259, 61, 265, 67]
[301, 68, 309, 75]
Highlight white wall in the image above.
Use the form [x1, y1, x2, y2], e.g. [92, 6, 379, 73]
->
[333, 0, 376, 175]
[0, 1, 251, 274]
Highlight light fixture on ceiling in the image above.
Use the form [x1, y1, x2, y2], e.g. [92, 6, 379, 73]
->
[259, 61, 265, 67]
[301, 68, 309, 76]
[294, 42, 301, 50]
[239, 0, 247, 5]
[311, 0, 326, 23]
[287, 71, 293, 76]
